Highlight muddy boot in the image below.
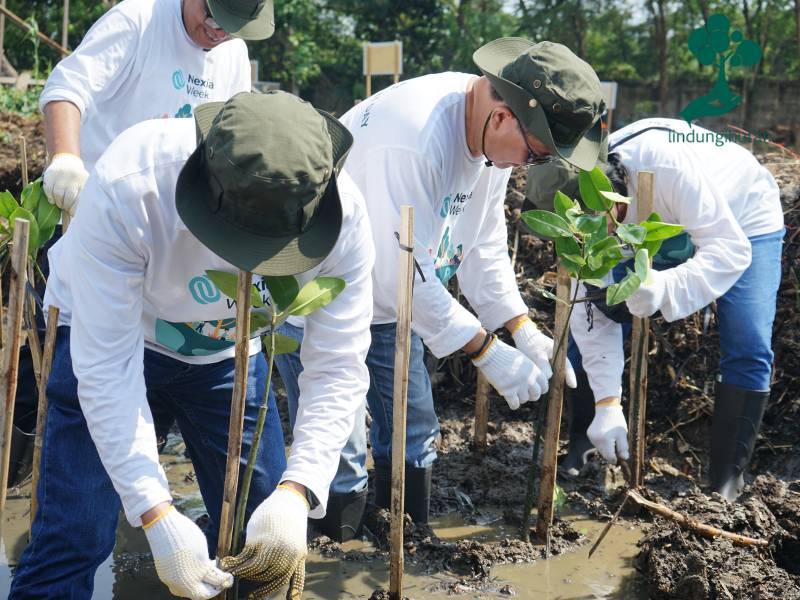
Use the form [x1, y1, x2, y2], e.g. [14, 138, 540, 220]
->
[561, 371, 596, 475]
[404, 464, 432, 524]
[315, 488, 368, 542]
[373, 463, 391, 510]
[709, 382, 769, 502]
[8, 425, 35, 487]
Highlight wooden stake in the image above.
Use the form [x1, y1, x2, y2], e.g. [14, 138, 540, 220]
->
[19, 136, 28, 186]
[30, 305, 58, 527]
[0, 219, 30, 533]
[629, 171, 654, 488]
[390, 205, 414, 600]
[216, 270, 252, 599]
[61, 0, 70, 57]
[473, 372, 489, 454]
[535, 264, 570, 542]
[0, 5, 71, 56]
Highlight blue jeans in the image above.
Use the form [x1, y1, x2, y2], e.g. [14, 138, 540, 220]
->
[275, 322, 439, 495]
[568, 229, 784, 391]
[10, 327, 286, 599]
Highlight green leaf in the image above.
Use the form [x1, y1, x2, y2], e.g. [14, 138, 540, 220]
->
[20, 180, 44, 212]
[564, 204, 583, 224]
[644, 239, 663, 258]
[578, 167, 613, 212]
[35, 193, 61, 233]
[537, 286, 571, 307]
[582, 278, 607, 287]
[9, 207, 39, 255]
[553, 191, 575, 220]
[0, 190, 19, 219]
[249, 311, 270, 334]
[599, 190, 631, 205]
[206, 269, 263, 307]
[641, 220, 684, 241]
[520, 210, 573, 238]
[263, 276, 299, 311]
[206, 270, 238, 300]
[38, 223, 57, 247]
[606, 270, 642, 306]
[616, 223, 647, 245]
[266, 332, 300, 355]
[287, 277, 345, 317]
[561, 253, 586, 266]
[554, 236, 582, 276]
[575, 214, 605, 235]
[634, 248, 650, 281]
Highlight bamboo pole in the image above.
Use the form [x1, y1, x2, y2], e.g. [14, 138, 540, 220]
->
[473, 372, 489, 454]
[216, 270, 252, 600]
[0, 5, 71, 56]
[30, 305, 58, 527]
[534, 264, 570, 543]
[60, 0, 69, 57]
[19, 136, 27, 186]
[389, 205, 414, 600]
[0, 219, 30, 533]
[629, 171, 654, 488]
[0, 0, 6, 70]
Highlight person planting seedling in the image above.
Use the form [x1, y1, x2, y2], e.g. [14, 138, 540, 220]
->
[11, 91, 374, 600]
[275, 36, 606, 541]
[525, 118, 784, 502]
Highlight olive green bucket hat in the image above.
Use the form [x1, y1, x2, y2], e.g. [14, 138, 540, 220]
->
[474, 37, 605, 171]
[176, 90, 353, 276]
[207, 0, 275, 40]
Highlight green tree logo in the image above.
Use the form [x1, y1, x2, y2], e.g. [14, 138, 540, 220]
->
[680, 13, 762, 124]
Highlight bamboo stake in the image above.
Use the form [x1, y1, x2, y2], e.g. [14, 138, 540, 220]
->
[473, 372, 489, 454]
[0, 219, 30, 533]
[216, 270, 252, 600]
[534, 264, 570, 543]
[60, 0, 69, 57]
[0, 5, 71, 56]
[0, 0, 6, 70]
[626, 489, 768, 547]
[30, 305, 58, 527]
[389, 205, 414, 600]
[19, 136, 27, 186]
[629, 171, 655, 488]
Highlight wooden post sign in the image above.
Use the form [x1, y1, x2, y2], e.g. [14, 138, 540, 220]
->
[363, 40, 402, 98]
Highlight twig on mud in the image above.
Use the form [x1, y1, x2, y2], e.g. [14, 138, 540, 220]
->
[588, 493, 631, 559]
[626, 489, 769, 547]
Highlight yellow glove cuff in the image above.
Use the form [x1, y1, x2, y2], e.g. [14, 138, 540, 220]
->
[142, 504, 174, 530]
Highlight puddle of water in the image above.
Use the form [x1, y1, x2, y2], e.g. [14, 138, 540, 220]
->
[1, 435, 647, 599]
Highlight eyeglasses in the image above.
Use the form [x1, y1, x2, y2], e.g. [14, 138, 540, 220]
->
[516, 118, 555, 166]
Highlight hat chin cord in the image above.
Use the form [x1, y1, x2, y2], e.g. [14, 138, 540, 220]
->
[480, 109, 495, 167]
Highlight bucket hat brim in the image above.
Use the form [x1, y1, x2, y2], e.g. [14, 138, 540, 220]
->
[207, 0, 275, 40]
[175, 101, 352, 277]
[473, 37, 602, 171]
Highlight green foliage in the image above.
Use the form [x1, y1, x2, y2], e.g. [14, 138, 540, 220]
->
[0, 87, 42, 117]
[0, 179, 61, 258]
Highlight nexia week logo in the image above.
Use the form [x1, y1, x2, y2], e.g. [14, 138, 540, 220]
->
[171, 69, 215, 99]
[172, 69, 185, 90]
[680, 13, 762, 124]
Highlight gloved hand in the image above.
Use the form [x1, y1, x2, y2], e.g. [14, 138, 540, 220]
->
[625, 268, 667, 318]
[472, 336, 546, 410]
[143, 505, 233, 600]
[42, 153, 89, 217]
[221, 485, 309, 600]
[586, 400, 629, 464]
[511, 318, 577, 388]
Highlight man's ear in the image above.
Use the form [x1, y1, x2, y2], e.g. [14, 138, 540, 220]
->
[492, 104, 515, 128]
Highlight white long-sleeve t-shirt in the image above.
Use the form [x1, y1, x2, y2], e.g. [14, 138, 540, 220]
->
[39, 0, 251, 172]
[570, 118, 784, 400]
[339, 72, 527, 358]
[44, 118, 374, 524]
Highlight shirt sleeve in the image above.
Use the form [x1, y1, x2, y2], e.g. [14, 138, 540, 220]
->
[456, 169, 527, 331]
[653, 165, 752, 322]
[364, 147, 482, 358]
[39, 9, 140, 115]
[67, 175, 171, 527]
[281, 193, 375, 518]
[569, 280, 624, 401]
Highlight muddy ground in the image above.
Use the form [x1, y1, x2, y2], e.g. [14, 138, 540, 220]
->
[0, 112, 46, 193]
[2, 110, 799, 598]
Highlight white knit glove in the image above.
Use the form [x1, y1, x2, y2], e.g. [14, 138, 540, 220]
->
[221, 485, 309, 600]
[586, 402, 629, 464]
[42, 153, 89, 217]
[472, 336, 546, 410]
[511, 318, 577, 388]
[143, 506, 233, 599]
[625, 268, 667, 318]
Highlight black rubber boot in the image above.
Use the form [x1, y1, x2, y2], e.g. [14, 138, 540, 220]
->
[373, 462, 432, 523]
[404, 464, 432, 524]
[709, 382, 769, 502]
[8, 424, 34, 487]
[561, 371, 596, 475]
[315, 487, 368, 542]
